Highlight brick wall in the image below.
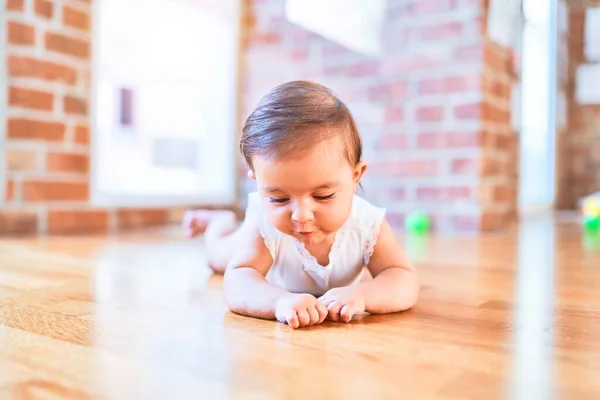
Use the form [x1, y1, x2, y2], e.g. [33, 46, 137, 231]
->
[240, 0, 518, 232]
[556, 0, 600, 208]
[0, 0, 199, 236]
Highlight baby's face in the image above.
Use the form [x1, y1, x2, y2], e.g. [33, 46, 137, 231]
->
[250, 137, 365, 246]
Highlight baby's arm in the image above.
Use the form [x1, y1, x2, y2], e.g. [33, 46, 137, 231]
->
[222, 221, 328, 327]
[360, 218, 420, 313]
[222, 221, 285, 319]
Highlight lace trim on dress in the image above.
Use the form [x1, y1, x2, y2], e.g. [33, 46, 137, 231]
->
[295, 225, 348, 271]
[259, 223, 278, 260]
[363, 213, 385, 266]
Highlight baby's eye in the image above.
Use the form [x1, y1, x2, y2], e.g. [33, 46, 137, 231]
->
[314, 193, 335, 201]
[269, 197, 289, 204]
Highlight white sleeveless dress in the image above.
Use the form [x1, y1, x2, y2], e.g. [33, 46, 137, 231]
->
[243, 191, 387, 296]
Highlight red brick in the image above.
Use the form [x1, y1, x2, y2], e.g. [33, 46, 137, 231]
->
[419, 76, 480, 95]
[348, 61, 380, 77]
[74, 125, 90, 145]
[421, 22, 463, 41]
[389, 56, 443, 73]
[7, 55, 77, 84]
[6, 180, 15, 202]
[418, 131, 481, 149]
[482, 101, 510, 124]
[416, 186, 473, 201]
[454, 44, 482, 61]
[417, 132, 439, 148]
[64, 96, 88, 115]
[385, 107, 404, 123]
[34, 0, 53, 18]
[250, 32, 281, 45]
[322, 43, 348, 57]
[455, 102, 480, 119]
[408, 0, 438, 14]
[447, 131, 481, 147]
[370, 160, 439, 178]
[447, 186, 473, 200]
[7, 148, 38, 171]
[388, 187, 406, 201]
[483, 42, 509, 72]
[22, 180, 89, 201]
[451, 158, 479, 175]
[368, 82, 408, 101]
[0, 211, 38, 235]
[488, 78, 509, 100]
[7, 0, 24, 11]
[7, 119, 65, 142]
[242, 12, 257, 29]
[378, 134, 407, 150]
[416, 105, 445, 122]
[495, 133, 514, 150]
[117, 209, 168, 229]
[47, 152, 89, 173]
[7, 21, 35, 45]
[62, 5, 90, 30]
[48, 210, 109, 234]
[289, 50, 308, 62]
[492, 184, 512, 202]
[481, 212, 510, 230]
[9, 87, 54, 111]
[45, 32, 89, 59]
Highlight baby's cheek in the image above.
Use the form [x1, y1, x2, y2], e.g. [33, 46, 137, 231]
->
[269, 208, 292, 230]
[321, 207, 349, 231]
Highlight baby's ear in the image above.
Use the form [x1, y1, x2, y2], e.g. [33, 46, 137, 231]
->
[247, 169, 256, 181]
[353, 161, 367, 184]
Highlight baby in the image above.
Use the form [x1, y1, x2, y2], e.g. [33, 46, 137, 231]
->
[183, 81, 419, 328]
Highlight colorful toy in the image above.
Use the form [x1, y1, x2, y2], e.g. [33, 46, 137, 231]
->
[579, 192, 600, 232]
[405, 211, 431, 233]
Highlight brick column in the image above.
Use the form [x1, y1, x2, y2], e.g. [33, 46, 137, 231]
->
[1, 0, 94, 234]
[556, 0, 600, 208]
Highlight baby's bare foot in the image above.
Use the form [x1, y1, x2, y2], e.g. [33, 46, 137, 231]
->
[182, 210, 236, 238]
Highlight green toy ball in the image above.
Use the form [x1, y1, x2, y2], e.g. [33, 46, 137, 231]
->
[405, 212, 431, 233]
[583, 215, 600, 232]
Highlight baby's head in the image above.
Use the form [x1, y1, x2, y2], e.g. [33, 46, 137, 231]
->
[241, 81, 366, 245]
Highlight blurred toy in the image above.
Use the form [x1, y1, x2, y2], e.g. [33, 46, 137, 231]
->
[405, 211, 431, 233]
[579, 191, 600, 232]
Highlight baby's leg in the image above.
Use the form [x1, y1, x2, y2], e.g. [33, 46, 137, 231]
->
[182, 209, 240, 273]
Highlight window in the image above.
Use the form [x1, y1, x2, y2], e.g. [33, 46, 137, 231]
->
[91, 0, 240, 207]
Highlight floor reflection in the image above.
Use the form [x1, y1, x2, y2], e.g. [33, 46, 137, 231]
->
[89, 239, 232, 399]
[510, 219, 556, 399]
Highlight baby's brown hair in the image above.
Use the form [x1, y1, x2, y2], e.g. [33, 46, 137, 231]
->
[240, 81, 363, 170]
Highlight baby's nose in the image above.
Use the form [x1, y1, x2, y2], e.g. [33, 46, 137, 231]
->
[291, 207, 314, 223]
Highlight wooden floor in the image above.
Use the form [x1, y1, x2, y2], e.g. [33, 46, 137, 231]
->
[1, 217, 599, 399]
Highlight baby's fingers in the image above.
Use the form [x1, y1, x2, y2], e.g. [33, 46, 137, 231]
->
[297, 310, 310, 327]
[316, 302, 328, 323]
[327, 301, 343, 322]
[307, 306, 321, 325]
[340, 305, 355, 323]
[286, 311, 299, 329]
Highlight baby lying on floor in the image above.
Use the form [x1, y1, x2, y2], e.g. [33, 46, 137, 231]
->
[183, 80, 419, 328]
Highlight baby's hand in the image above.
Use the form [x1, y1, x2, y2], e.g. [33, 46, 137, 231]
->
[275, 293, 328, 329]
[318, 286, 366, 323]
